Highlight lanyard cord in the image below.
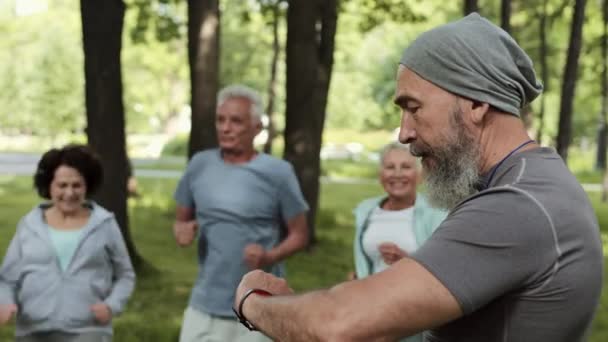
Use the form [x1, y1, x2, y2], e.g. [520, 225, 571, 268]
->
[484, 139, 535, 189]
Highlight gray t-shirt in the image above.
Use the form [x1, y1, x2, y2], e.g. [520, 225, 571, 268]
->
[174, 149, 308, 317]
[412, 147, 603, 342]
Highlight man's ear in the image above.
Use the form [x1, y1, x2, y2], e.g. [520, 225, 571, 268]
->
[469, 101, 490, 125]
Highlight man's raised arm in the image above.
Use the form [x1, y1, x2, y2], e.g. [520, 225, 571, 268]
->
[173, 205, 197, 247]
[235, 258, 462, 341]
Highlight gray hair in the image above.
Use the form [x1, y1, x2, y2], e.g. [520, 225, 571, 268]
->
[217, 84, 264, 122]
[379, 141, 419, 168]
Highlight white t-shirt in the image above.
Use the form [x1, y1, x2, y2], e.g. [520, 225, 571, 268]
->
[362, 205, 416, 273]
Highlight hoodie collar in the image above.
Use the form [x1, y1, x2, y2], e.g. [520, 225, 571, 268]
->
[23, 200, 113, 236]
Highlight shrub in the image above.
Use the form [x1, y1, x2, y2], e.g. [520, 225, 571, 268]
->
[161, 134, 188, 157]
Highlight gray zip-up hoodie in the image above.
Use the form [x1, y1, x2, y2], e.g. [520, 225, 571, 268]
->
[0, 202, 135, 337]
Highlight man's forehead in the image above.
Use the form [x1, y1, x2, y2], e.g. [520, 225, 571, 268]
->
[219, 96, 252, 108]
[394, 66, 449, 101]
[217, 97, 252, 115]
[396, 67, 426, 89]
[394, 66, 422, 102]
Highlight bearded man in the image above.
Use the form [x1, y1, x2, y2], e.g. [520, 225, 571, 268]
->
[229, 13, 603, 342]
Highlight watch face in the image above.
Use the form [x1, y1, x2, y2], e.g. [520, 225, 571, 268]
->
[234, 288, 273, 331]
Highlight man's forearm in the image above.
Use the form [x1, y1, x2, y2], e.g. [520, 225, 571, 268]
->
[240, 280, 404, 342]
[235, 255, 462, 341]
[266, 232, 308, 264]
[238, 269, 432, 341]
[242, 289, 338, 341]
[173, 219, 197, 246]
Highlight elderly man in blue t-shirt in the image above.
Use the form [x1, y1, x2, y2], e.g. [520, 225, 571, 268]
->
[173, 84, 309, 342]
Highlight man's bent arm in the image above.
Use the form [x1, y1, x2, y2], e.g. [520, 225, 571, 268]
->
[173, 205, 196, 246]
[175, 205, 194, 222]
[243, 258, 462, 341]
[266, 212, 308, 264]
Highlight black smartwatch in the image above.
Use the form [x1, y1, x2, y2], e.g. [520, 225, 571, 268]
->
[233, 288, 272, 331]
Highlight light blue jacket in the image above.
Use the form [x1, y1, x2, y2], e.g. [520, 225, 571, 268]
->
[353, 193, 447, 342]
[0, 202, 135, 337]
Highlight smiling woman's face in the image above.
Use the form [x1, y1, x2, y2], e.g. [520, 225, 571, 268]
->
[380, 149, 418, 201]
[49, 165, 87, 215]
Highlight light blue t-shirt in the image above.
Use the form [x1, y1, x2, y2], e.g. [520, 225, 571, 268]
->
[47, 226, 83, 271]
[174, 149, 309, 317]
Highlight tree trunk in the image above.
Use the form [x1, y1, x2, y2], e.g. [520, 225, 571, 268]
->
[464, 0, 479, 15]
[501, 0, 512, 34]
[284, 0, 337, 245]
[187, 0, 220, 159]
[556, 0, 587, 162]
[264, 3, 281, 154]
[80, 0, 143, 269]
[536, 0, 549, 145]
[597, 0, 608, 170]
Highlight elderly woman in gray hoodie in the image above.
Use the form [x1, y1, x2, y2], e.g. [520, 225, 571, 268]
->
[0, 144, 135, 342]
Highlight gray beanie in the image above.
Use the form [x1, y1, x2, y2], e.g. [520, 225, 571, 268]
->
[399, 13, 543, 116]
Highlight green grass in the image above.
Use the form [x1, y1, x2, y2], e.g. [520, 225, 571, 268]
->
[0, 176, 606, 341]
[0, 176, 382, 341]
[132, 156, 381, 180]
[588, 191, 608, 342]
[568, 146, 605, 184]
[134, 159, 186, 171]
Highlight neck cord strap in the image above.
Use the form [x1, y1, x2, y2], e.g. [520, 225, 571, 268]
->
[485, 140, 535, 189]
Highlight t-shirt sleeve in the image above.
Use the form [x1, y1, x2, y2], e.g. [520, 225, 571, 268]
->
[411, 188, 556, 315]
[173, 156, 198, 208]
[278, 163, 309, 222]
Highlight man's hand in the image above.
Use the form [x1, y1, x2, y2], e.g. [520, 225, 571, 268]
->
[243, 243, 272, 270]
[235, 270, 293, 308]
[378, 242, 408, 265]
[173, 220, 198, 247]
[91, 303, 112, 324]
[0, 304, 17, 326]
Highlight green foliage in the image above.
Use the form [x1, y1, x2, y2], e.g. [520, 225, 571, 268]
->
[325, 1, 459, 131]
[121, 0, 190, 134]
[343, 0, 427, 32]
[123, 0, 284, 134]
[0, 0, 84, 135]
[1, 0, 608, 161]
[127, 0, 185, 44]
[220, 0, 282, 94]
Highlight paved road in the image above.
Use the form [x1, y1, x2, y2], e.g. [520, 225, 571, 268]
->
[0, 152, 184, 179]
[0, 152, 602, 191]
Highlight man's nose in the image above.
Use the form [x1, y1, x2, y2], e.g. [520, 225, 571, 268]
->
[219, 121, 231, 132]
[399, 113, 416, 144]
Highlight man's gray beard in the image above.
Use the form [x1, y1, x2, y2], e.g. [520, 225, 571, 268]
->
[422, 110, 480, 210]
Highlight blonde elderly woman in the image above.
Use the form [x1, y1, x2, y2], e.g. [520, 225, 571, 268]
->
[352, 142, 447, 341]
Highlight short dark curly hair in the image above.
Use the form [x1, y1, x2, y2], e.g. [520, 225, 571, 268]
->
[34, 144, 103, 199]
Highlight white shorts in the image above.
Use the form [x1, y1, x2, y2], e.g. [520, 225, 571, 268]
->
[179, 306, 272, 342]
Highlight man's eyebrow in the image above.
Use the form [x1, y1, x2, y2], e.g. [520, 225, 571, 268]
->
[393, 94, 419, 107]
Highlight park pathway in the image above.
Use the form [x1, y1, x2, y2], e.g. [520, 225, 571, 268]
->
[0, 152, 602, 191]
